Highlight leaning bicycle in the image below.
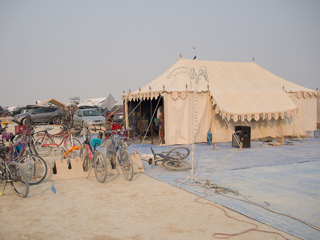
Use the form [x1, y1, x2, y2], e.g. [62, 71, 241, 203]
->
[149, 146, 191, 171]
[0, 146, 29, 198]
[104, 130, 133, 181]
[80, 127, 108, 183]
[34, 124, 81, 157]
[2, 126, 47, 185]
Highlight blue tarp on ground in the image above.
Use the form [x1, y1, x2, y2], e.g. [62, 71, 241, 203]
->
[129, 138, 320, 240]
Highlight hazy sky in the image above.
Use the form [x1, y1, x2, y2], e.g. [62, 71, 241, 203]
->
[0, 0, 319, 108]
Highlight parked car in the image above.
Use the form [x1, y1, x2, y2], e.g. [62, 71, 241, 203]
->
[12, 107, 60, 125]
[73, 109, 106, 128]
[113, 112, 124, 126]
[10, 105, 40, 117]
[101, 109, 110, 118]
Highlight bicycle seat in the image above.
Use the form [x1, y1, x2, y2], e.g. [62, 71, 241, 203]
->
[90, 138, 102, 148]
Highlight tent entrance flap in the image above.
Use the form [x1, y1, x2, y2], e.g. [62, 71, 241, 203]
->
[164, 92, 212, 145]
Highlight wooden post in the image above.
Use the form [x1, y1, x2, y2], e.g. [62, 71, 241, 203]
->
[130, 101, 133, 140]
[150, 98, 153, 144]
[139, 100, 142, 142]
[162, 98, 164, 144]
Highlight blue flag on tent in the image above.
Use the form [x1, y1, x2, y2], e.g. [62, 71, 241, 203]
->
[193, 55, 196, 60]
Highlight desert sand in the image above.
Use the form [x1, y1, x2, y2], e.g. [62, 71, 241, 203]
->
[0, 122, 298, 240]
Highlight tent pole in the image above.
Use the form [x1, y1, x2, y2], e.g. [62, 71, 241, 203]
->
[161, 97, 164, 145]
[124, 98, 128, 130]
[140, 99, 142, 142]
[224, 118, 242, 150]
[150, 98, 153, 144]
[130, 101, 133, 140]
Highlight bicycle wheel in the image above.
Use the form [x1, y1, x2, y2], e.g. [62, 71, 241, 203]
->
[34, 135, 53, 157]
[166, 146, 190, 160]
[105, 139, 116, 169]
[119, 150, 133, 181]
[163, 160, 190, 171]
[18, 154, 48, 185]
[8, 162, 29, 198]
[94, 151, 107, 183]
[79, 143, 87, 159]
[65, 136, 81, 157]
[81, 151, 90, 172]
[120, 141, 128, 151]
[0, 163, 5, 184]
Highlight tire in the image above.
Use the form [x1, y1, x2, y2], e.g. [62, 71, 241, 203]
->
[8, 162, 29, 198]
[120, 141, 128, 151]
[64, 136, 81, 157]
[166, 147, 190, 161]
[163, 160, 190, 171]
[21, 118, 27, 126]
[52, 116, 60, 125]
[79, 143, 87, 159]
[12, 133, 23, 144]
[0, 164, 5, 184]
[105, 139, 116, 169]
[119, 150, 133, 181]
[29, 137, 39, 156]
[81, 152, 90, 172]
[94, 151, 107, 183]
[34, 135, 53, 157]
[18, 154, 48, 185]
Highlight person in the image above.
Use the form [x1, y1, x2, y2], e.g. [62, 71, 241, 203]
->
[102, 115, 115, 139]
[156, 106, 164, 142]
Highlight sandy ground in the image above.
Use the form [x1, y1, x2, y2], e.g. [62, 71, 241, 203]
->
[0, 121, 299, 240]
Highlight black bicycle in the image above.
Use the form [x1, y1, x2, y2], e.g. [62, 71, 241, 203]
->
[149, 146, 191, 171]
[0, 146, 29, 198]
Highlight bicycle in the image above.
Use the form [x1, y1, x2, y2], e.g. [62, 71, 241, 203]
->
[148, 146, 191, 171]
[0, 146, 29, 198]
[34, 124, 81, 157]
[80, 127, 108, 183]
[1, 126, 47, 185]
[104, 129, 133, 181]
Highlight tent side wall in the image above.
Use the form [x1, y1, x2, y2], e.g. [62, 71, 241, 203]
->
[164, 92, 212, 145]
[286, 93, 318, 135]
[210, 115, 296, 143]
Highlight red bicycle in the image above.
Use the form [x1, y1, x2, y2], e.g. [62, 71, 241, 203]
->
[34, 125, 81, 157]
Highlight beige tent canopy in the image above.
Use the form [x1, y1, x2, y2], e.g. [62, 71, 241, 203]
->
[38, 98, 65, 108]
[123, 58, 318, 145]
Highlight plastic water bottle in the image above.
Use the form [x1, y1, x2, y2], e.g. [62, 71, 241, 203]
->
[207, 130, 212, 145]
[114, 134, 119, 140]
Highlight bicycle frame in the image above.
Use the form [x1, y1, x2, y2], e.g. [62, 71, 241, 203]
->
[81, 128, 96, 160]
[105, 131, 128, 166]
[40, 132, 72, 148]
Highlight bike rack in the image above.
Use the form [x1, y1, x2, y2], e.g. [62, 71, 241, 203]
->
[45, 153, 145, 181]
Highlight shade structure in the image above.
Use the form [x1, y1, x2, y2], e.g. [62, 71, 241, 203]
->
[123, 58, 318, 145]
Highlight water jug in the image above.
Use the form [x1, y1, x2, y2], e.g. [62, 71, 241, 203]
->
[207, 130, 212, 145]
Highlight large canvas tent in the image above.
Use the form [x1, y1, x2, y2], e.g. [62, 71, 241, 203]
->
[78, 98, 106, 107]
[100, 94, 116, 110]
[123, 58, 318, 145]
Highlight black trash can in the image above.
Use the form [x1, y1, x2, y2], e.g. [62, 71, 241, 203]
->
[232, 126, 251, 148]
